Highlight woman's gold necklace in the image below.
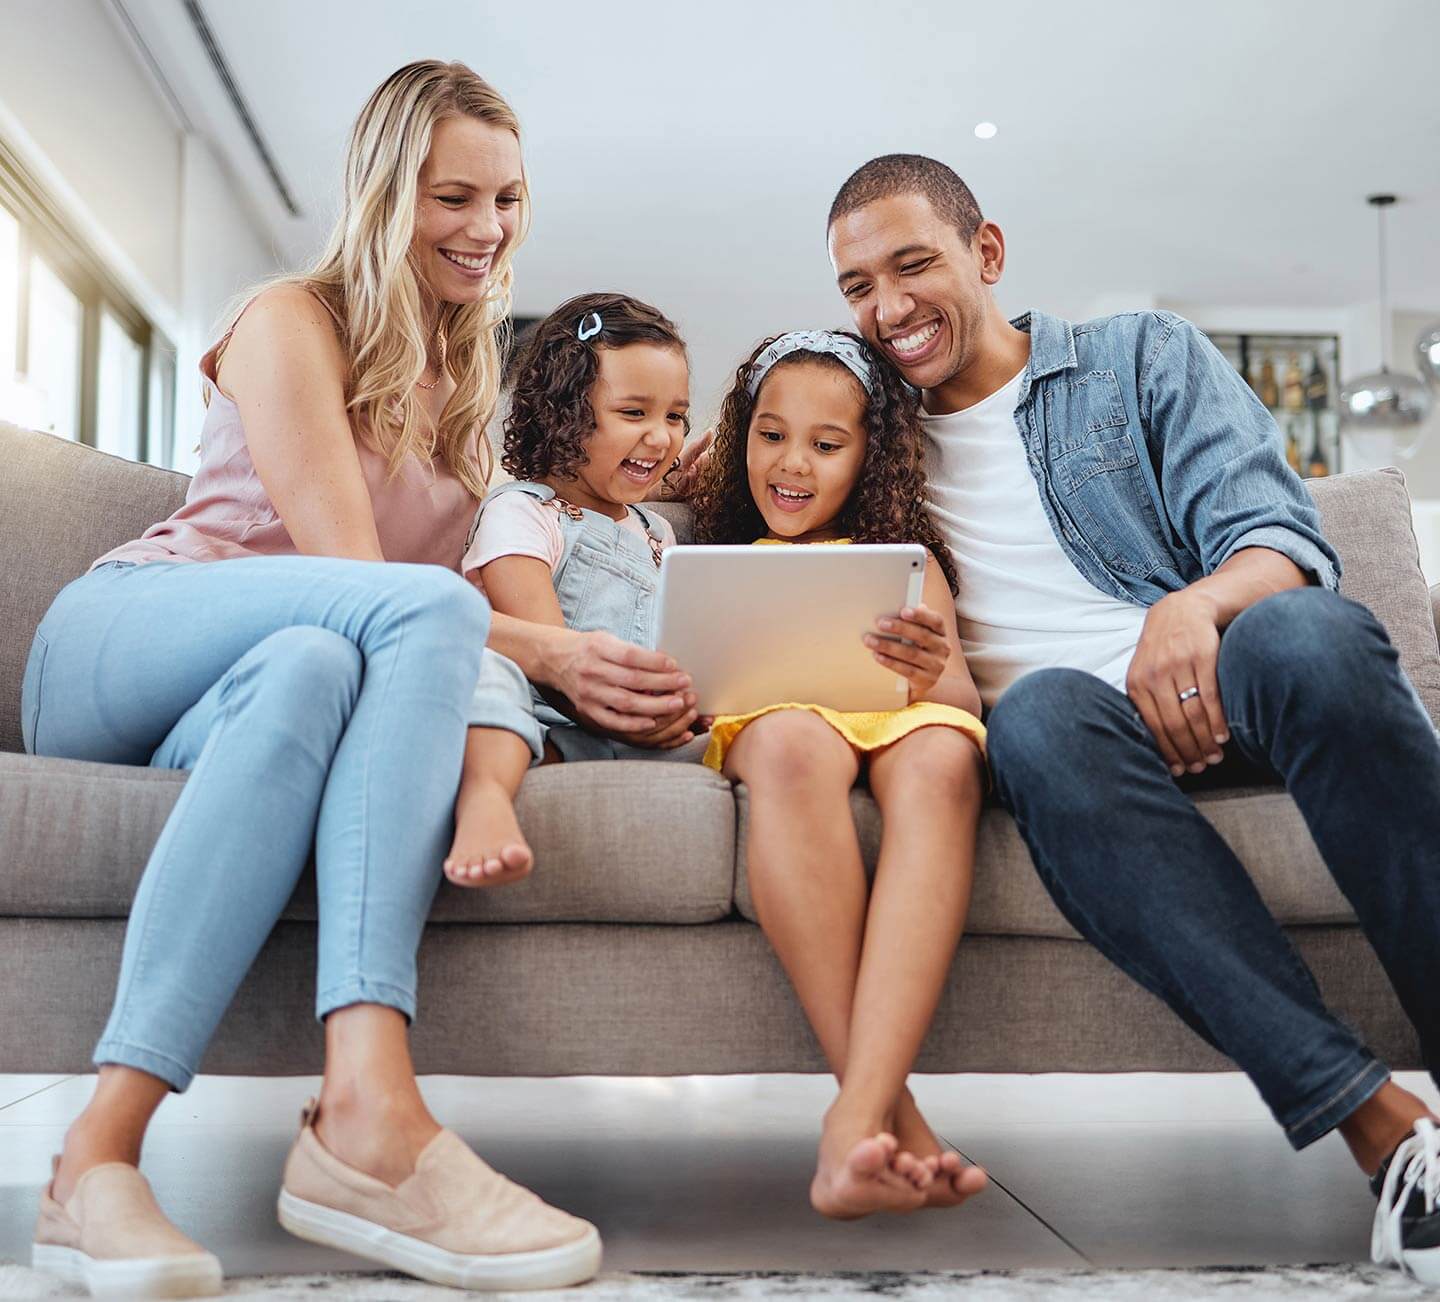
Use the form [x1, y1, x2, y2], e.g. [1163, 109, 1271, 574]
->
[416, 332, 446, 390]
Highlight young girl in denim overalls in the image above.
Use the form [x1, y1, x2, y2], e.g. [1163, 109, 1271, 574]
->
[445, 292, 697, 887]
[467, 479, 675, 760]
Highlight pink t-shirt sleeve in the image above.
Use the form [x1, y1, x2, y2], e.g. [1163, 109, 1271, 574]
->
[461, 492, 565, 591]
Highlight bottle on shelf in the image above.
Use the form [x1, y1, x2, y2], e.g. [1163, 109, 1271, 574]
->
[1285, 418, 1303, 473]
[1258, 354, 1279, 408]
[1243, 353, 1261, 394]
[1305, 351, 1329, 410]
[1306, 416, 1330, 479]
[1282, 353, 1305, 411]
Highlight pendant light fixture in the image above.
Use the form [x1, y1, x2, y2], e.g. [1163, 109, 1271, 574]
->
[1417, 318, 1440, 390]
[1339, 194, 1432, 440]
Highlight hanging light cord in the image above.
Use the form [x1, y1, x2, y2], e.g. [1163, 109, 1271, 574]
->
[1377, 204, 1389, 370]
[1371, 194, 1397, 372]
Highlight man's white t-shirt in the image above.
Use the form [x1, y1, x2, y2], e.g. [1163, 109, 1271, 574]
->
[922, 367, 1149, 712]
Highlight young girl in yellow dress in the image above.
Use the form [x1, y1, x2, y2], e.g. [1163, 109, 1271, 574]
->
[691, 330, 990, 1222]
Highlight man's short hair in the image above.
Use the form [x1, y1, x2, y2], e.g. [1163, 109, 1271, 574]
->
[828, 154, 984, 244]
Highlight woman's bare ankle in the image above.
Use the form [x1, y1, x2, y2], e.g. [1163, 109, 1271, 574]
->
[313, 1081, 441, 1187]
[53, 1114, 145, 1202]
[52, 1068, 169, 1202]
[316, 1006, 442, 1183]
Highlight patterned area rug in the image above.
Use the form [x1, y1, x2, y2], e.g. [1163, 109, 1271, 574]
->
[1, 1263, 1434, 1299]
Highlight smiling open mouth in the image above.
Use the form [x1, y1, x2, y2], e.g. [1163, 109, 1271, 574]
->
[619, 457, 659, 483]
[440, 249, 492, 274]
[885, 320, 941, 362]
[769, 483, 814, 513]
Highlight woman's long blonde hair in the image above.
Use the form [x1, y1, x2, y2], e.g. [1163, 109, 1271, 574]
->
[228, 60, 528, 498]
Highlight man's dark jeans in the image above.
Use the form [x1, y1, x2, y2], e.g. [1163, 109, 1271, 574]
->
[988, 586, 1440, 1149]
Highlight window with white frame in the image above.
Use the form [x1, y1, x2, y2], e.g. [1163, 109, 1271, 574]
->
[0, 137, 175, 465]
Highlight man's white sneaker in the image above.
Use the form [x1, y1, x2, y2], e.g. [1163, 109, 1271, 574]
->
[1372, 1117, 1440, 1286]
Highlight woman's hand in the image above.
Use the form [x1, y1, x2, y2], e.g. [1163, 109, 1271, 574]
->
[609, 699, 702, 750]
[545, 628, 695, 735]
[864, 604, 951, 702]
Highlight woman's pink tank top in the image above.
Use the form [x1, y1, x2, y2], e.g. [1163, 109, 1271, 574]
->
[91, 320, 478, 573]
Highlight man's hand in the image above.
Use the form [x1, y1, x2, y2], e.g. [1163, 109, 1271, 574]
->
[1126, 588, 1230, 776]
[545, 629, 694, 735]
[651, 428, 714, 502]
[864, 604, 951, 702]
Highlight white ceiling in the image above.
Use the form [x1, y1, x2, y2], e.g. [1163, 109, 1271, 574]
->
[138, 0, 1440, 399]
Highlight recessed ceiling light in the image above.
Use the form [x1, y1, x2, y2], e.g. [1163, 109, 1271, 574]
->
[974, 122, 998, 140]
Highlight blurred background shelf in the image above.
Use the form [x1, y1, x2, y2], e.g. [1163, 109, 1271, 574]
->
[1205, 330, 1342, 478]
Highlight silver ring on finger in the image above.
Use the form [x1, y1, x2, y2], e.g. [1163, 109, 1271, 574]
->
[1177, 686, 1200, 703]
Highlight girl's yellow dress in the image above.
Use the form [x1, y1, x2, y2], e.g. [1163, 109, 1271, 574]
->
[701, 539, 987, 771]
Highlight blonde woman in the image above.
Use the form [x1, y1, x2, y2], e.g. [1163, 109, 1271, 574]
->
[21, 61, 647, 1296]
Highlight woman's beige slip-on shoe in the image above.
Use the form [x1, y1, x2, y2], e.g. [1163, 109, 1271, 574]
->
[31, 1158, 223, 1299]
[277, 1099, 602, 1291]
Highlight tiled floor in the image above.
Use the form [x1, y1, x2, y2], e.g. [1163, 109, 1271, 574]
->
[2, 1070, 1436, 1282]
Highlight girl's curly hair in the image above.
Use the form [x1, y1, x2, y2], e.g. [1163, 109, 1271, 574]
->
[690, 331, 959, 595]
[502, 291, 688, 483]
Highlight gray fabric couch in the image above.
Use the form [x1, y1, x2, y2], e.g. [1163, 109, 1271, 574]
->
[2, 421, 1437, 1079]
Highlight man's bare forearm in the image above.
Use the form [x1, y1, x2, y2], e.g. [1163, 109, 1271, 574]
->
[1184, 547, 1309, 629]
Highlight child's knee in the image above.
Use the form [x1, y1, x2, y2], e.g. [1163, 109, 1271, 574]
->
[885, 728, 985, 796]
[730, 710, 852, 783]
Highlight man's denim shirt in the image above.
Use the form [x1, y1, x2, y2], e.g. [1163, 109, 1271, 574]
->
[1009, 310, 1340, 606]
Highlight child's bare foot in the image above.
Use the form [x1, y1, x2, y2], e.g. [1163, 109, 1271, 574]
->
[810, 1105, 931, 1219]
[891, 1088, 988, 1209]
[444, 779, 533, 888]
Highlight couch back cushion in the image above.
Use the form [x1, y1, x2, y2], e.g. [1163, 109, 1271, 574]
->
[0, 424, 190, 753]
[1307, 467, 1440, 725]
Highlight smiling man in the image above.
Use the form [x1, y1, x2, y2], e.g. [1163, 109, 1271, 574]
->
[826, 153, 1440, 1284]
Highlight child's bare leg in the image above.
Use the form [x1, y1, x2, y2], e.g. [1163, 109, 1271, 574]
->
[444, 727, 534, 888]
[725, 710, 929, 1218]
[850, 726, 988, 1208]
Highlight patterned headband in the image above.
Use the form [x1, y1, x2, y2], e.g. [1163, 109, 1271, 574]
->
[745, 330, 878, 400]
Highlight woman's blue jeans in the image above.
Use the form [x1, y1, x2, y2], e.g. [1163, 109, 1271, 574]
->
[20, 556, 490, 1091]
[988, 587, 1440, 1149]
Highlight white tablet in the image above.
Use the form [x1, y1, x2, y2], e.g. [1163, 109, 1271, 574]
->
[654, 544, 928, 715]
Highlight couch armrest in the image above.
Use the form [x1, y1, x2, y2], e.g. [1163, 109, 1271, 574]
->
[1433, 583, 1440, 639]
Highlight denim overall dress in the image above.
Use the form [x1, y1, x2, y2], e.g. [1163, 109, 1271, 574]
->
[466, 480, 680, 763]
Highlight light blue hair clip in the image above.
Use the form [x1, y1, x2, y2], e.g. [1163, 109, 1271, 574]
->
[577, 312, 603, 342]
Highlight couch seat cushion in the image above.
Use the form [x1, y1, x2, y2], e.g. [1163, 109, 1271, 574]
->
[732, 784, 1355, 938]
[0, 754, 736, 924]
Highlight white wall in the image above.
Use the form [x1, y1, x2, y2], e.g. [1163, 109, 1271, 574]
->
[173, 134, 273, 473]
[0, 0, 279, 469]
[0, 0, 183, 305]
